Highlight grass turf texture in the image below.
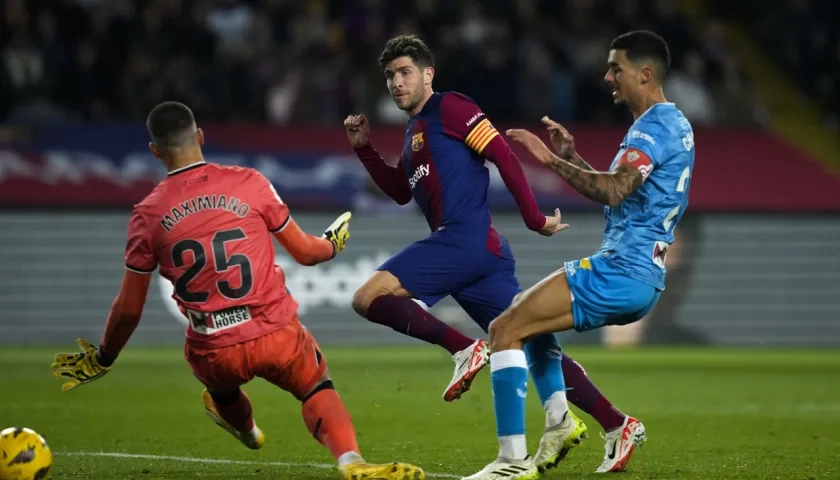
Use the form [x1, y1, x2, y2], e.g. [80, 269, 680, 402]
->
[2, 346, 839, 479]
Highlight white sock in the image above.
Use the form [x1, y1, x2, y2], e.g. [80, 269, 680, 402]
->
[337, 451, 365, 466]
[544, 391, 570, 428]
[489, 349, 528, 371]
[498, 434, 528, 460]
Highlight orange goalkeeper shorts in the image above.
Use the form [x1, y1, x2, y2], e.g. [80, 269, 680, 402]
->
[184, 316, 327, 400]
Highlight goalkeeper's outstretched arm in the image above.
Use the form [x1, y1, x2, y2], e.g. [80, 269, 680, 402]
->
[257, 170, 351, 266]
[98, 269, 152, 365]
[273, 219, 336, 266]
[273, 212, 352, 266]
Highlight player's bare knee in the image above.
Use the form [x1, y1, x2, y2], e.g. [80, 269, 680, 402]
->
[488, 307, 515, 338]
[487, 318, 501, 344]
[488, 313, 522, 353]
[352, 271, 407, 316]
[351, 287, 374, 316]
[352, 285, 388, 316]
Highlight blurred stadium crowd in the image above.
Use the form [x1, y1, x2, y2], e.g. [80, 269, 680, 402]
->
[710, 0, 838, 128]
[1, 0, 835, 127]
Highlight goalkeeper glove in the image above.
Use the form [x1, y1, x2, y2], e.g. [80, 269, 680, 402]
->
[51, 338, 112, 392]
[322, 211, 352, 257]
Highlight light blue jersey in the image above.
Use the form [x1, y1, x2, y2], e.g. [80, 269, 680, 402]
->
[598, 102, 695, 290]
[564, 103, 694, 332]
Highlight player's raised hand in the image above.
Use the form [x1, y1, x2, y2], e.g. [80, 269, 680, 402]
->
[541, 116, 576, 159]
[506, 128, 554, 166]
[344, 114, 370, 148]
[538, 208, 570, 237]
[323, 211, 352, 256]
[51, 338, 112, 392]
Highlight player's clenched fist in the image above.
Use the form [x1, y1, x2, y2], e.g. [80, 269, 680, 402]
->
[344, 114, 370, 148]
[323, 211, 352, 256]
[541, 116, 577, 159]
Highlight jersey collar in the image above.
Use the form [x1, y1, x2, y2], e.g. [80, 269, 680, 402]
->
[636, 102, 675, 123]
[168, 162, 208, 176]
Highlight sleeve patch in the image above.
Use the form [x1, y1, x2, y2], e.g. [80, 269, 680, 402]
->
[629, 130, 656, 145]
[464, 118, 499, 153]
[618, 148, 654, 180]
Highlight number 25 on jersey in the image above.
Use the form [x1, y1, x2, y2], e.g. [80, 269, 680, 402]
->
[172, 228, 254, 303]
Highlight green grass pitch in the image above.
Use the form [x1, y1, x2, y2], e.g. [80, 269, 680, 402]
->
[2, 346, 839, 479]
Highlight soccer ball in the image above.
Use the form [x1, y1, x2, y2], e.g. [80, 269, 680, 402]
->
[0, 428, 52, 480]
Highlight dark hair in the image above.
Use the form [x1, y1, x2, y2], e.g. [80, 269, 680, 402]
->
[378, 34, 435, 70]
[146, 101, 197, 150]
[610, 31, 671, 80]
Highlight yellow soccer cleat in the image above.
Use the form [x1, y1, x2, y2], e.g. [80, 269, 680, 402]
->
[201, 389, 265, 450]
[534, 409, 589, 473]
[339, 461, 426, 480]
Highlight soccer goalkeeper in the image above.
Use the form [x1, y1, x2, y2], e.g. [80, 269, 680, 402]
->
[51, 101, 425, 480]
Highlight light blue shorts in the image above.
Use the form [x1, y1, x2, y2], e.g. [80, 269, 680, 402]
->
[564, 255, 661, 332]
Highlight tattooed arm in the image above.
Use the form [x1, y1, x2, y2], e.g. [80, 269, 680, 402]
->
[565, 152, 596, 172]
[547, 154, 644, 207]
[507, 127, 653, 207]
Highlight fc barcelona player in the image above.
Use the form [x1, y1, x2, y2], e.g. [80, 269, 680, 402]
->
[51, 102, 425, 480]
[345, 34, 643, 473]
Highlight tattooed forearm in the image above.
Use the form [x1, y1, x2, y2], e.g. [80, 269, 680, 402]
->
[566, 152, 595, 171]
[548, 155, 643, 207]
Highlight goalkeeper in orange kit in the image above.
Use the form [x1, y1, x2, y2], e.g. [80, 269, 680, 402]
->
[51, 101, 425, 480]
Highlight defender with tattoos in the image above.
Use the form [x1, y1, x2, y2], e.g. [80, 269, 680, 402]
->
[467, 31, 694, 479]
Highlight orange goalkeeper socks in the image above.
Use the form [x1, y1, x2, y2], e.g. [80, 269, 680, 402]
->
[302, 388, 361, 461]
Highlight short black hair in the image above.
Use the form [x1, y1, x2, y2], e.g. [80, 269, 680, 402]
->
[610, 31, 671, 80]
[146, 101, 197, 150]
[378, 34, 435, 71]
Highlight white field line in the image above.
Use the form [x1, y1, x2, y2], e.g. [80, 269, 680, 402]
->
[58, 451, 461, 478]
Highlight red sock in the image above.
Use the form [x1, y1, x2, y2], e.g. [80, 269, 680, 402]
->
[367, 295, 474, 354]
[561, 354, 626, 432]
[302, 389, 360, 460]
[213, 389, 255, 432]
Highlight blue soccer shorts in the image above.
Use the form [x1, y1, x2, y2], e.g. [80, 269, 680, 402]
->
[564, 255, 662, 332]
[377, 231, 520, 331]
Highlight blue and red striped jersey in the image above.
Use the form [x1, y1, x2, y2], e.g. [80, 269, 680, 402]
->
[356, 91, 546, 257]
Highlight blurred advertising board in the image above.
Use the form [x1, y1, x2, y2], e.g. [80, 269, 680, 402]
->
[1, 123, 838, 211]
